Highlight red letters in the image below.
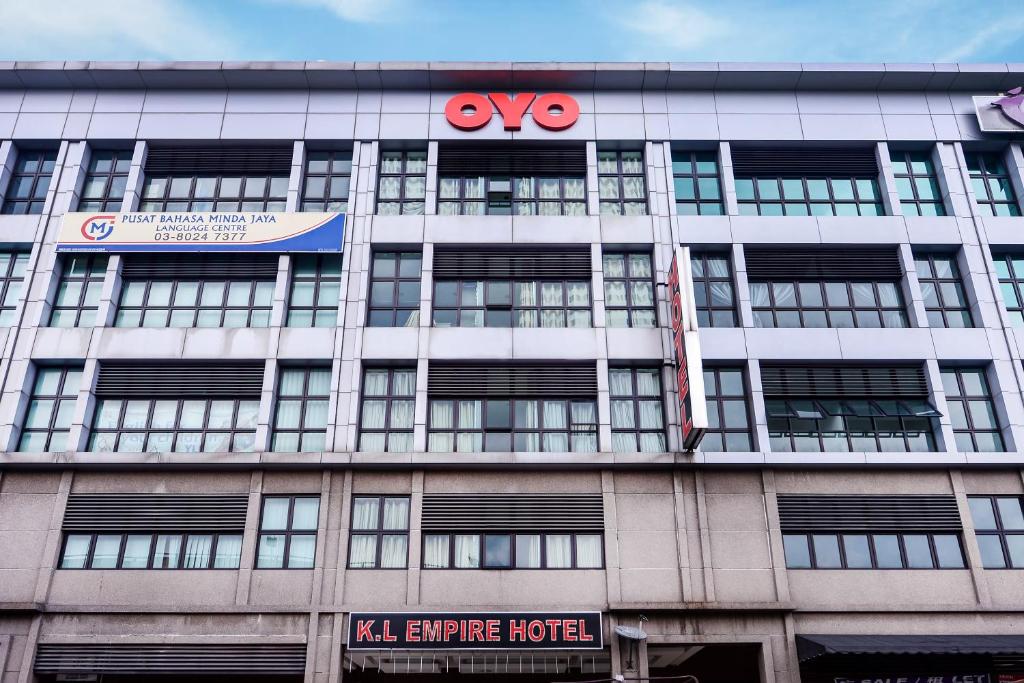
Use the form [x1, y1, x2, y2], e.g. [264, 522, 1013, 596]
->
[381, 621, 397, 642]
[444, 92, 580, 131]
[509, 619, 527, 642]
[355, 619, 374, 642]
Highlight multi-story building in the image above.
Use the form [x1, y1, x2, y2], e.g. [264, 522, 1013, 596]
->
[0, 61, 1023, 683]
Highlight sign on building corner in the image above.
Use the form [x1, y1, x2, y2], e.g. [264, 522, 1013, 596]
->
[668, 246, 708, 451]
[973, 86, 1024, 133]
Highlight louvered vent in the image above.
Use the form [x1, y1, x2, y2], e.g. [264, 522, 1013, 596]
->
[422, 494, 604, 531]
[145, 147, 293, 174]
[760, 365, 928, 398]
[437, 144, 587, 175]
[745, 247, 902, 280]
[731, 148, 879, 176]
[121, 254, 280, 279]
[428, 364, 597, 397]
[62, 494, 249, 531]
[95, 362, 265, 398]
[34, 644, 306, 675]
[433, 247, 592, 279]
[777, 494, 962, 532]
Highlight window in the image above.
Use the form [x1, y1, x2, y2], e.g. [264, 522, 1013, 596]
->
[2, 149, 56, 215]
[914, 252, 972, 328]
[783, 532, 964, 569]
[736, 176, 883, 216]
[438, 176, 586, 216]
[423, 532, 602, 569]
[78, 150, 131, 212]
[367, 251, 422, 327]
[432, 280, 591, 328]
[602, 252, 656, 328]
[942, 367, 1005, 452]
[994, 253, 1024, 326]
[377, 150, 426, 215]
[969, 496, 1024, 569]
[116, 278, 275, 328]
[609, 368, 666, 453]
[59, 531, 242, 569]
[966, 152, 1021, 217]
[428, 398, 598, 452]
[287, 255, 341, 327]
[767, 399, 939, 453]
[301, 150, 352, 212]
[597, 150, 647, 215]
[672, 150, 722, 215]
[256, 496, 320, 569]
[88, 397, 259, 453]
[691, 252, 736, 327]
[273, 367, 331, 452]
[890, 149, 945, 216]
[17, 367, 82, 453]
[700, 367, 753, 452]
[140, 174, 287, 212]
[348, 496, 410, 569]
[0, 252, 30, 326]
[750, 280, 907, 328]
[359, 368, 415, 452]
[49, 255, 108, 327]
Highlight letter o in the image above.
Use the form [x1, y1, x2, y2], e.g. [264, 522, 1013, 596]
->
[532, 93, 580, 130]
[445, 93, 493, 130]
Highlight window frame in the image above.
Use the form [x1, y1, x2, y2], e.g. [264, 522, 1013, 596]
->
[671, 149, 723, 215]
[139, 173, 288, 212]
[1, 149, 57, 215]
[766, 399, 937, 454]
[602, 251, 657, 328]
[969, 495, 1024, 569]
[300, 149, 352, 212]
[49, 254, 109, 328]
[437, 175, 587, 216]
[357, 367, 417, 452]
[914, 251, 973, 329]
[597, 149, 648, 216]
[271, 366, 332, 453]
[286, 254, 342, 328]
[966, 151, 1021, 217]
[890, 149, 946, 216]
[782, 531, 966, 570]
[77, 149, 132, 212]
[690, 251, 737, 328]
[255, 495, 321, 570]
[608, 367, 667, 454]
[115, 276, 275, 329]
[735, 175, 884, 216]
[750, 279, 907, 329]
[994, 252, 1024, 327]
[367, 251, 423, 328]
[700, 366, 754, 452]
[17, 366, 82, 453]
[58, 531, 243, 570]
[421, 531, 604, 570]
[0, 252, 30, 327]
[431, 278, 592, 328]
[376, 150, 427, 215]
[942, 367, 1005, 453]
[347, 495, 411, 569]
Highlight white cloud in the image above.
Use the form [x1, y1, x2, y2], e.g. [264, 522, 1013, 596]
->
[616, 0, 730, 51]
[272, 0, 408, 23]
[937, 14, 1024, 62]
[0, 0, 239, 60]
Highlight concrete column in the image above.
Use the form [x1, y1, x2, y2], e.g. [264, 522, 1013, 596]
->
[949, 469, 991, 607]
[925, 358, 955, 453]
[875, 141, 902, 216]
[898, 242, 928, 328]
[720, 141, 738, 216]
[121, 140, 148, 212]
[287, 140, 305, 213]
[425, 140, 438, 215]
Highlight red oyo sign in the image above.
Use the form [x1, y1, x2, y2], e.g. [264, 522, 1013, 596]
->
[444, 93, 580, 131]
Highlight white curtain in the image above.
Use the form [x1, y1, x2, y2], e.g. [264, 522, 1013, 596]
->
[538, 178, 559, 199]
[428, 433, 454, 452]
[438, 177, 459, 199]
[611, 400, 635, 429]
[430, 401, 454, 429]
[515, 535, 541, 568]
[454, 535, 480, 568]
[279, 369, 305, 396]
[352, 497, 380, 530]
[543, 401, 567, 429]
[604, 281, 628, 306]
[363, 370, 389, 396]
[572, 402, 596, 426]
[349, 534, 377, 568]
[359, 433, 386, 452]
[640, 432, 667, 453]
[546, 535, 572, 568]
[214, 535, 242, 568]
[388, 433, 413, 452]
[636, 370, 661, 396]
[463, 282, 484, 307]
[613, 432, 638, 453]
[599, 176, 619, 199]
[541, 282, 563, 306]
[153, 534, 182, 568]
[630, 281, 654, 306]
[383, 498, 409, 530]
[516, 310, 538, 327]
[516, 400, 538, 428]
[603, 255, 625, 278]
[608, 370, 633, 396]
[183, 534, 212, 568]
[464, 177, 485, 199]
[575, 535, 603, 568]
[563, 178, 585, 199]
[360, 400, 386, 429]
[639, 400, 664, 429]
[392, 370, 416, 396]
[423, 534, 450, 568]
[516, 282, 537, 306]
[459, 400, 482, 428]
[567, 282, 590, 307]
[390, 400, 415, 429]
[515, 177, 534, 198]
[380, 535, 408, 568]
[623, 176, 645, 200]
[540, 310, 564, 328]
[378, 176, 400, 199]
[629, 254, 652, 277]
[706, 257, 730, 278]
[749, 283, 771, 308]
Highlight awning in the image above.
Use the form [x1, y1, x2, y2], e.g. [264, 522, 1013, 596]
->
[798, 635, 1024, 663]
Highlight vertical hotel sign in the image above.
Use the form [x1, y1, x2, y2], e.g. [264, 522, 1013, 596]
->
[668, 246, 708, 450]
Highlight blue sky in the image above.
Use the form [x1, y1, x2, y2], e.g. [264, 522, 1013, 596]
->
[1, 0, 1023, 64]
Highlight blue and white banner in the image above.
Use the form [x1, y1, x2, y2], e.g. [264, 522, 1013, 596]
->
[56, 212, 344, 253]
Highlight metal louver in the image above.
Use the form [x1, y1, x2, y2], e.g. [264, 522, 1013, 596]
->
[421, 494, 604, 531]
[145, 147, 293, 174]
[62, 494, 249, 531]
[120, 254, 280, 279]
[744, 247, 902, 280]
[432, 247, 592, 279]
[437, 144, 587, 175]
[95, 362, 265, 398]
[777, 494, 962, 532]
[34, 644, 306, 675]
[428, 364, 598, 397]
[759, 365, 928, 399]
[731, 148, 878, 176]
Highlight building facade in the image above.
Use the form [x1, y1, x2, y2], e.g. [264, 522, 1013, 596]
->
[0, 61, 1022, 683]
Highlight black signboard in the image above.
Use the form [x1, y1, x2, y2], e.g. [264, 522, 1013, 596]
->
[347, 612, 603, 650]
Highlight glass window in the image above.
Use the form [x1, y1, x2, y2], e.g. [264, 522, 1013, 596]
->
[77, 149, 132, 212]
[699, 367, 753, 452]
[784, 531, 964, 569]
[440, 174, 586, 216]
[287, 254, 341, 328]
[993, 252, 1024, 328]
[603, 251, 656, 328]
[942, 367, 1005, 452]
[140, 163, 287, 213]
[348, 495, 409, 569]
[17, 366, 82, 453]
[367, 251, 422, 328]
[256, 496, 320, 569]
[690, 252, 736, 328]
[672, 150, 722, 215]
[598, 150, 647, 215]
[969, 496, 1024, 568]
[428, 396, 597, 453]
[966, 152, 1021, 217]
[751, 279, 906, 329]
[2, 149, 57, 215]
[914, 252, 973, 328]
[358, 368, 416, 452]
[0, 252, 30, 327]
[609, 368, 666, 453]
[432, 279, 591, 328]
[272, 367, 331, 452]
[58, 531, 241, 569]
[49, 254, 108, 328]
[736, 172, 884, 216]
[301, 149, 352, 212]
[423, 532, 601, 569]
[376, 150, 427, 215]
[890, 149, 946, 216]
